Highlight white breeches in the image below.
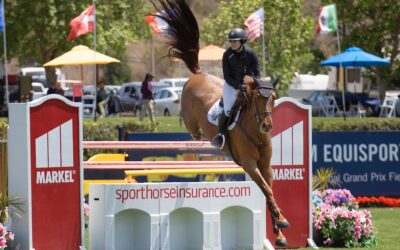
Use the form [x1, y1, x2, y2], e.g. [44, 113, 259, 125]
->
[223, 82, 238, 116]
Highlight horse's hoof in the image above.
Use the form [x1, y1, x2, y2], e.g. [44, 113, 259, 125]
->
[276, 219, 290, 229]
[275, 237, 288, 247]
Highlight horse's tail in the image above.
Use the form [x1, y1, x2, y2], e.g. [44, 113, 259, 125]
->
[152, 0, 200, 74]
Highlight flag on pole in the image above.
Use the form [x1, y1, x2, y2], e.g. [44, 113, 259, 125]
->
[145, 14, 168, 34]
[67, 4, 95, 41]
[244, 8, 264, 42]
[0, 2, 4, 32]
[317, 4, 337, 34]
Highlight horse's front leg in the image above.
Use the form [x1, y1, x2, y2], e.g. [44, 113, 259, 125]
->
[261, 160, 289, 247]
[258, 146, 290, 230]
[242, 159, 288, 246]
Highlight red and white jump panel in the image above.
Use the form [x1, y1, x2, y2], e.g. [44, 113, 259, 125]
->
[89, 182, 266, 250]
[83, 141, 215, 150]
[83, 160, 239, 170]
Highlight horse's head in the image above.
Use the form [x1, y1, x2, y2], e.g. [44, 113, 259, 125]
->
[250, 81, 279, 134]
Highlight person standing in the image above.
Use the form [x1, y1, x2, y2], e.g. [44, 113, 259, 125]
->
[96, 80, 109, 118]
[211, 28, 261, 149]
[140, 73, 156, 124]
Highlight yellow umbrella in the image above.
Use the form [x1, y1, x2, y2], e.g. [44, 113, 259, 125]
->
[44, 45, 120, 80]
[44, 45, 120, 66]
[198, 45, 225, 61]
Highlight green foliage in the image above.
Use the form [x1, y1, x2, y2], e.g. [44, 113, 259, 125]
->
[295, 48, 329, 75]
[312, 117, 400, 131]
[321, 0, 400, 94]
[202, 0, 314, 94]
[368, 207, 400, 250]
[3, 0, 152, 67]
[0, 193, 24, 224]
[104, 58, 132, 84]
[312, 167, 340, 191]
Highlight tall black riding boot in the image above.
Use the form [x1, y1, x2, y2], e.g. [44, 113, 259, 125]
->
[211, 112, 229, 149]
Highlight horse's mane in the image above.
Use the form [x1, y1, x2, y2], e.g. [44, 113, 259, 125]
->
[151, 0, 200, 74]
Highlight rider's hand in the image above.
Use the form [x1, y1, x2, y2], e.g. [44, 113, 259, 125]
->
[243, 75, 254, 85]
[240, 84, 247, 92]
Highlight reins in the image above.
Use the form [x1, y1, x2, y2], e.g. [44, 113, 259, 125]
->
[237, 86, 275, 149]
[227, 85, 275, 163]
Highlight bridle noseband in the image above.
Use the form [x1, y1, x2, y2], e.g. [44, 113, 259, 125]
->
[253, 86, 275, 124]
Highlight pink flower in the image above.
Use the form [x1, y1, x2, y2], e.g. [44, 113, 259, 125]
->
[0, 225, 5, 235]
[323, 238, 333, 245]
[0, 236, 6, 247]
[84, 203, 90, 216]
[8, 232, 14, 240]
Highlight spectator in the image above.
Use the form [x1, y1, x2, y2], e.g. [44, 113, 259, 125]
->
[140, 73, 156, 124]
[107, 89, 124, 116]
[47, 81, 64, 96]
[96, 80, 109, 117]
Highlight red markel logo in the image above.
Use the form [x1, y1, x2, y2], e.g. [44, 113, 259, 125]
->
[271, 121, 305, 180]
[34, 119, 75, 184]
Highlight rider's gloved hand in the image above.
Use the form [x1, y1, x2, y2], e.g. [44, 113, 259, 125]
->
[240, 85, 247, 92]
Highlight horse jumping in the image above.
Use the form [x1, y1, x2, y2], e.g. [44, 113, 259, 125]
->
[152, 0, 290, 246]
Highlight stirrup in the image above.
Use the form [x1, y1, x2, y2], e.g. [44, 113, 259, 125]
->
[211, 133, 225, 149]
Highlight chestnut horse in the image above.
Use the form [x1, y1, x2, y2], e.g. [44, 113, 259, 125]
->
[153, 0, 289, 246]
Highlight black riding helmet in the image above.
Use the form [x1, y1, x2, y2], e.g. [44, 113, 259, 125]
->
[228, 28, 247, 44]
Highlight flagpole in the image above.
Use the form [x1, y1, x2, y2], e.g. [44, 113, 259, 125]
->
[260, 1, 266, 78]
[151, 37, 155, 76]
[93, 2, 97, 120]
[334, 3, 346, 119]
[261, 26, 266, 78]
[1, 0, 8, 112]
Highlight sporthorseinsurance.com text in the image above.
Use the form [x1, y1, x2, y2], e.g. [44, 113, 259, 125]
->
[115, 185, 251, 203]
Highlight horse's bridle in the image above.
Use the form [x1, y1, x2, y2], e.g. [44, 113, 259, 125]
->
[253, 86, 275, 124]
[237, 86, 276, 149]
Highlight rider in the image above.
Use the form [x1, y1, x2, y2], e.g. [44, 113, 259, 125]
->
[211, 28, 261, 149]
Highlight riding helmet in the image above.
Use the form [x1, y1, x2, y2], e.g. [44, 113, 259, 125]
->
[228, 28, 247, 43]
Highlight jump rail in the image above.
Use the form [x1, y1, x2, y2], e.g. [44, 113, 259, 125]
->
[83, 141, 215, 150]
[82, 141, 239, 172]
[83, 161, 239, 170]
[124, 168, 245, 176]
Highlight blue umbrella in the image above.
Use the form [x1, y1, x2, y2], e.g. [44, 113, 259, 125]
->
[321, 47, 389, 67]
[320, 47, 389, 118]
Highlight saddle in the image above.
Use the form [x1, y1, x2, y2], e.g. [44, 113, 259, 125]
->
[207, 92, 248, 129]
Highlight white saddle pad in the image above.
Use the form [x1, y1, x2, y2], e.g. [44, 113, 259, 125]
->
[207, 100, 240, 130]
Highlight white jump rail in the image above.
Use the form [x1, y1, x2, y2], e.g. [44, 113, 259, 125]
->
[83, 160, 239, 170]
[83, 141, 234, 170]
[83, 140, 215, 150]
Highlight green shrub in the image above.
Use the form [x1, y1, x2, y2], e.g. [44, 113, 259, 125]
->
[313, 117, 400, 131]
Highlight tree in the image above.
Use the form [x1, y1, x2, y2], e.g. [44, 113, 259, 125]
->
[322, 0, 400, 98]
[3, 0, 152, 85]
[201, 0, 314, 93]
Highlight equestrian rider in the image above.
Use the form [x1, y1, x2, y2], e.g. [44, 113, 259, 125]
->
[211, 28, 261, 149]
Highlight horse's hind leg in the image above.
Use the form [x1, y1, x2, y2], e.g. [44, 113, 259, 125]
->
[182, 114, 202, 140]
[243, 160, 288, 246]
